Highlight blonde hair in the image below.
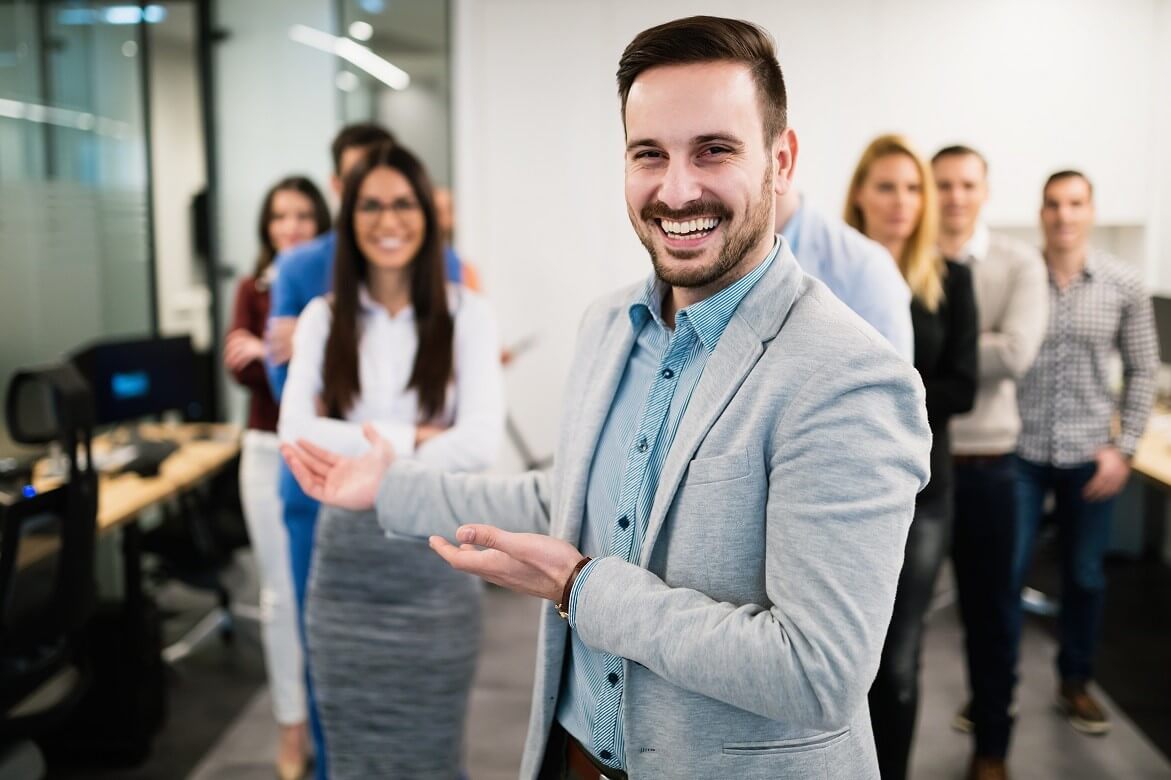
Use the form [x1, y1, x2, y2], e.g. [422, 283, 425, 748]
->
[844, 133, 945, 312]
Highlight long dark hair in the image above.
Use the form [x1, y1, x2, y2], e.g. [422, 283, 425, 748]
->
[254, 176, 331, 281]
[321, 142, 454, 422]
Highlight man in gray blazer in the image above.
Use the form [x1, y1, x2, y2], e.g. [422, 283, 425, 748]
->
[284, 16, 930, 779]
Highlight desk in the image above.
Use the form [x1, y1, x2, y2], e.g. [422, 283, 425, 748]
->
[1131, 410, 1171, 561]
[19, 423, 240, 569]
[1133, 411, 1171, 489]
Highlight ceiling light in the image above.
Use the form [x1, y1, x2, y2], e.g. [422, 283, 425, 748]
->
[349, 21, 373, 41]
[288, 24, 409, 90]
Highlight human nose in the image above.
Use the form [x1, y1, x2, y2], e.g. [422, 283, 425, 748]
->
[657, 158, 703, 210]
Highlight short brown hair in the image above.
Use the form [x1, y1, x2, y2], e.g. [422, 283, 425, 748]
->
[932, 144, 988, 172]
[616, 16, 787, 144]
[330, 123, 396, 175]
[1043, 169, 1093, 200]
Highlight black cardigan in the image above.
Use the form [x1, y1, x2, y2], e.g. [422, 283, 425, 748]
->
[911, 259, 978, 500]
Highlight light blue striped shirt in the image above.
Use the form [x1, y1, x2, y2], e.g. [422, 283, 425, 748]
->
[559, 236, 780, 770]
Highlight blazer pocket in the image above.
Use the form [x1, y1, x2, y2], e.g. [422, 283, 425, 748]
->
[686, 449, 751, 485]
[722, 727, 850, 756]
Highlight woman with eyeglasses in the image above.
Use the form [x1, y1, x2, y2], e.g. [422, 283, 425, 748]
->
[225, 175, 329, 780]
[844, 134, 978, 780]
[278, 142, 504, 779]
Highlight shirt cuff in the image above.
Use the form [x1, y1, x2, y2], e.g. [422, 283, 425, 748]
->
[1116, 432, 1140, 459]
[566, 556, 603, 629]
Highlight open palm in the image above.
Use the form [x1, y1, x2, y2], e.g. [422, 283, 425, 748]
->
[280, 423, 395, 511]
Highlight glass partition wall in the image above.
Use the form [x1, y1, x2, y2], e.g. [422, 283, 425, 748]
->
[0, 2, 153, 449]
[0, 1, 216, 453]
[336, 0, 452, 186]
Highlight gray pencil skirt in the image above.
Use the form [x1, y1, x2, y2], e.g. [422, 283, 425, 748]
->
[305, 507, 482, 780]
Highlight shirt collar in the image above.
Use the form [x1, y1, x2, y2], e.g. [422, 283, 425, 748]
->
[358, 284, 415, 319]
[1043, 248, 1097, 282]
[957, 223, 991, 264]
[628, 234, 781, 353]
[1082, 250, 1100, 278]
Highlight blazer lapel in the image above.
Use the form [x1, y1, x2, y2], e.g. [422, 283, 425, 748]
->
[638, 315, 762, 565]
[555, 308, 636, 545]
[638, 245, 804, 566]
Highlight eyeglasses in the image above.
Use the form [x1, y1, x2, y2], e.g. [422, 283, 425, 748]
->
[355, 197, 423, 220]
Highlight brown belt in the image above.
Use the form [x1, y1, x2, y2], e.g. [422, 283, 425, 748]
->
[953, 453, 1011, 466]
[565, 734, 628, 780]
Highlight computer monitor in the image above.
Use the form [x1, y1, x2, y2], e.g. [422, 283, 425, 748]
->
[1154, 296, 1171, 365]
[70, 335, 204, 426]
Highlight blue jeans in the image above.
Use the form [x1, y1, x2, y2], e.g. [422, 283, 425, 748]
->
[1013, 456, 1116, 683]
[283, 463, 326, 780]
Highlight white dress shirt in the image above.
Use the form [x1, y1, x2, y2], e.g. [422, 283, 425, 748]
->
[278, 284, 505, 471]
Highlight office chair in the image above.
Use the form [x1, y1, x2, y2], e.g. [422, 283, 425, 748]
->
[0, 363, 98, 777]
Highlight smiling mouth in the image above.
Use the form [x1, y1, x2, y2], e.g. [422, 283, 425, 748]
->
[656, 216, 721, 241]
[375, 237, 404, 250]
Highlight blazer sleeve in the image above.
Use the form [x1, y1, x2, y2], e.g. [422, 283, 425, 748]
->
[569, 346, 931, 731]
[924, 263, 978, 423]
[375, 462, 554, 542]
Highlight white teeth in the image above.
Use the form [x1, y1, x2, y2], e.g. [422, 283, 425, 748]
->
[378, 237, 403, 249]
[661, 217, 720, 236]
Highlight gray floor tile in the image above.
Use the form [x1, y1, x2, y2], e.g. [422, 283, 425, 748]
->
[192, 586, 1171, 779]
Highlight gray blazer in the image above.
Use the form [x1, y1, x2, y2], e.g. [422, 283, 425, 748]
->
[377, 244, 931, 779]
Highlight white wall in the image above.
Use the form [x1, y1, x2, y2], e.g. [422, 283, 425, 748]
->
[1151, 0, 1171, 295]
[453, 0, 1171, 460]
[149, 5, 211, 349]
[378, 83, 451, 186]
[213, 0, 337, 421]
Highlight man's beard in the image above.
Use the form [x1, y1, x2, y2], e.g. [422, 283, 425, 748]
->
[632, 166, 774, 289]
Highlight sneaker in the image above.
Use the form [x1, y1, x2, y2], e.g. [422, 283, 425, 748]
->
[1057, 681, 1111, 735]
[952, 701, 1019, 734]
[967, 755, 1010, 780]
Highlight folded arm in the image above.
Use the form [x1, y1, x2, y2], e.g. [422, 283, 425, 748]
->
[979, 252, 1048, 381]
[276, 297, 418, 457]
[413, 294, 506, 472]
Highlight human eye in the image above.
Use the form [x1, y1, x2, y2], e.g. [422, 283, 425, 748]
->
[356, 199, 381, 214]
[391, 197, 420, 213]
[631, 148, 663, 161]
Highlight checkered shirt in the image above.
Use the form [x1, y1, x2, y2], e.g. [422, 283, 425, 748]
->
[1017, 249, 1159, 465]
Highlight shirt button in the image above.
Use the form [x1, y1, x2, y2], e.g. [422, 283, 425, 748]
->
[637, 438, 648, 453]
[618, 516, 630, 529]
[661, 367, 674, 379]
[608, 672, 619, 686]
[600, 750, 612, 760]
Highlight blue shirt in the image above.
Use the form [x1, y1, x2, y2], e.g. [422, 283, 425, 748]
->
[560, 237, 780, 770]
[781, 199, 914, 361]
[266, 231, 465, 511]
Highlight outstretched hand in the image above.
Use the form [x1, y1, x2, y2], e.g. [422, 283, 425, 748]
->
[280, 423, 395, 511]
[429, 524, 585, 603]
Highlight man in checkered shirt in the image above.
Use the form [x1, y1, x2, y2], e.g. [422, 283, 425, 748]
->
[1014, 170, 1159, 737]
